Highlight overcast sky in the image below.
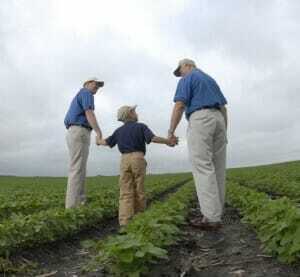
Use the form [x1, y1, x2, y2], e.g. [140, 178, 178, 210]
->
[1, 0, 300, 176]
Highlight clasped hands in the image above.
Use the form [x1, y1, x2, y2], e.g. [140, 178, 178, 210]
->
[95, 135, 105, 146]
[167, 134, 179, 147]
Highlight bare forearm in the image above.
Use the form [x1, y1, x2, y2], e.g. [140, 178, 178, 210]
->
[220, 106, 228, 129]
[86, 110, 102, 137]
[169, 102, 185, 135]
[151, 136, 170, 145]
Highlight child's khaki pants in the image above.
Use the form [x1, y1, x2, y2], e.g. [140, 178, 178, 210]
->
[119, 152, 147, 226]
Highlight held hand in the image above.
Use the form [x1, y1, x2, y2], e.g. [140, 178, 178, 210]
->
[171, 136, 179, 146]
[167, 135, 179, 147]
[95, 135, 102, 146]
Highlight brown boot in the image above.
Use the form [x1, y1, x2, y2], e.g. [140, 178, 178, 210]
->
[190, 217, 222, 231]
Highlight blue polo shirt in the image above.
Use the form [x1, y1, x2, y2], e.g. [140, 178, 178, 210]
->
[64, 88, 94, 129]
[174, 69, 227, 119]
[106, 121, 155, 154]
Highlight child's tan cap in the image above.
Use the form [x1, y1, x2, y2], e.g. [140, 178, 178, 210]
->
[117, 105, 137, 122]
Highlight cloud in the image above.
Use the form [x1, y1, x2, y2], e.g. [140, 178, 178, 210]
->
[0, 0, 299, 176]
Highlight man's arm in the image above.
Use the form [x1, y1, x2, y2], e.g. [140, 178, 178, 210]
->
[168, 101, 185, 138]
[220, 106, 228, 129]
[85, 109, 102, 138]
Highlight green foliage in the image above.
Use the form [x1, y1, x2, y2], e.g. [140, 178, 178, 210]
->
[0, 176, 119, 221]
[227, 182, 300, 263]
[85, 182, 195, 276]
[227, 161, 300, 200]
[227, 161, 300, 263]
[0, 174, 191, 259]
[0, 173, 192, 221]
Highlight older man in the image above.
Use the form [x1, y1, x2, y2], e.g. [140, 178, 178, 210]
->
[64, 78, 104, 208]
[168, 59, 228, 230]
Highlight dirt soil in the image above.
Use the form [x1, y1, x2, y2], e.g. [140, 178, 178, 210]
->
[148, 204, 300, 277]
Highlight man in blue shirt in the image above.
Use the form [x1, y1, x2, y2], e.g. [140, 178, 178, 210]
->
[97, 105, 177, 226]
[64, 77, 104, 208]
[168, 59, 228, 230]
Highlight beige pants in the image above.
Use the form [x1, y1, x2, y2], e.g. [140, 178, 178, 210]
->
[119, 152, 147, 226]
[187, 109, 227, 222]
[65, 126, 91, 209]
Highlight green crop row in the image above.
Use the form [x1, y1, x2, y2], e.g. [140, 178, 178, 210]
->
[227, 161, 300, 200]
[0, 174, 191, 222]
[85, 181, 196, 277]
[0, 193, 64, 222]
[0, 176, 119, 219]
[0, 188, 118, 222]
[227, 182, 300, 263]
[0, 174, 191, 196]
[227, 161, 300, 183]
[239, 178, 300, 201]
[0, 176, 190, 257]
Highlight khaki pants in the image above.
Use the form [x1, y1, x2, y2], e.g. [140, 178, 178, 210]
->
[187, 109, 227, 222]
[119, 152, 147, 226]
[65, 126, 91, 209]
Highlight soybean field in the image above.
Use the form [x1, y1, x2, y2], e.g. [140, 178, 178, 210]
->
[1, 162, 300, 276]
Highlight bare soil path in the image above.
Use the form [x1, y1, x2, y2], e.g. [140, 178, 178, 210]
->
[148, 204, 300, 277]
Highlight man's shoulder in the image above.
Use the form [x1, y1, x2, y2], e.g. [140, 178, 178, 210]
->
[78, 88, 93, 97]
[190, 69, 204, 79]
[197, 69, 215, 81]
[190, 69, 216, 84]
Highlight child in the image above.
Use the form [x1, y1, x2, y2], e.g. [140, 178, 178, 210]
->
[97, 105, 177, 226]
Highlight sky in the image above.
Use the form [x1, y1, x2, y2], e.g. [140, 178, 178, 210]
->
[0, 0, 300, 176]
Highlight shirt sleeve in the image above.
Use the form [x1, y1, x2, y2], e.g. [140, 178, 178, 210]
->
[173, 75, 192, 105]
[141, 124, 155, 144]
[80, 91, 95, 111]
[105, 131, 118, 148]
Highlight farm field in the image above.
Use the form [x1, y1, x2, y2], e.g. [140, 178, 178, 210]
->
[0, 162, 300, 276]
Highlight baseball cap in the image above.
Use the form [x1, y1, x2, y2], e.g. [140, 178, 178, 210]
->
[83, 77, 104, 87]
[173, 58, 196, 77]
[117, 105, 137, 122]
